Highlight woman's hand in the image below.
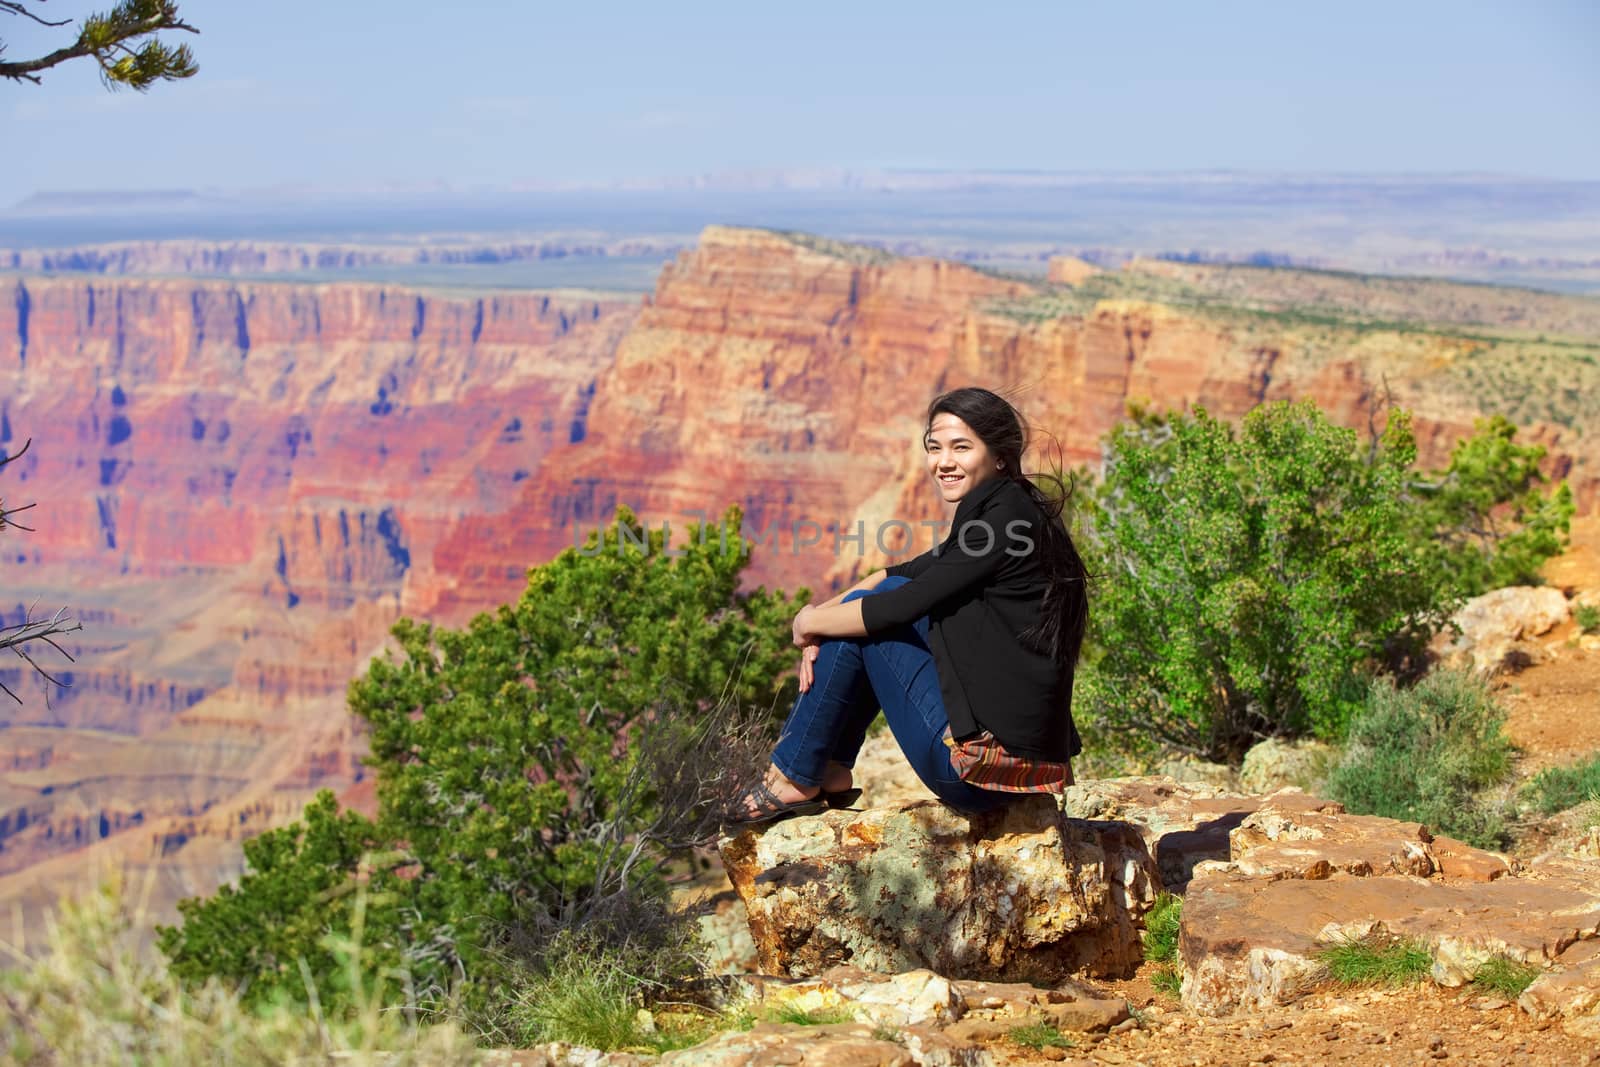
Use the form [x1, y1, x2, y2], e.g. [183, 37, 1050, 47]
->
[793, 604, 820, 691]
[797, 644, 820, 692]
[792, 604, 816, 648]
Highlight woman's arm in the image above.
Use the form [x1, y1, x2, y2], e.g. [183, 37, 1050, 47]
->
[790, 569, 885, 689]
[814, 568, 888, 611]
[793, 598, 868, 644]
[790, 569, 884, 646]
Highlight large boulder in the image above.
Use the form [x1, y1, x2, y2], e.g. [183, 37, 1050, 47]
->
[1434, 585, 1570, 673]
[718, 796, 1161, 983]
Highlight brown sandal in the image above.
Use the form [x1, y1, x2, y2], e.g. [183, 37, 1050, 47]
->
[722, 779, 827, 829]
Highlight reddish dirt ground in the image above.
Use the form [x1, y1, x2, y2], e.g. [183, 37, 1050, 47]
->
[1498, 516, 1600, 773]
[987, 970, 1600, 1065]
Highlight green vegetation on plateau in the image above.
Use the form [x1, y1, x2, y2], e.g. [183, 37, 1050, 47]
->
[982, 261, 1600, 441]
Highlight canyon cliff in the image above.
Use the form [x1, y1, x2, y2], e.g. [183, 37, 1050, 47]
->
[1, 226, 1594, 935]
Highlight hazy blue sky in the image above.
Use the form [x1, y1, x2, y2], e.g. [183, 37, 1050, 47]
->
[3, 0, 1597, 205]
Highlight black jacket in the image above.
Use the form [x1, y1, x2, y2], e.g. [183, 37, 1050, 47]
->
[858, 477, 1082, 761]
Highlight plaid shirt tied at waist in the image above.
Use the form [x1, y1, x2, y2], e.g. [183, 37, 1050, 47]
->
[942, 726, 1074, 794]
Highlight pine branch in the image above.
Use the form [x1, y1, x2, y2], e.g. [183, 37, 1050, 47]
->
[0, 0, 198, 88]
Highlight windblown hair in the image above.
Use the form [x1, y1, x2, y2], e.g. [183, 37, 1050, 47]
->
[925, 387, 1090, 674]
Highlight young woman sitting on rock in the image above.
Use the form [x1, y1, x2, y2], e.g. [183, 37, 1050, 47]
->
[727, 386, 1090, 827]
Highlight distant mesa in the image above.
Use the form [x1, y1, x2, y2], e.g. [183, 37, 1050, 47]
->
[1047, 255, 1103, 286]
[9, 189, 211, 215]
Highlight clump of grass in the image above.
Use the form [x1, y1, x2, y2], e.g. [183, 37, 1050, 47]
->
[1149, 965, 1183, 998]
[645, 1009, 733, 1053]
[870, 1023, 904, 1044]
[0, 876, 475, 1066]
[508, 936, 751, 1053]
[510, 949, 654, 1051]
[1009, 1022, 1074, 1051]
[1317, 935, 1433, 987]
[1326, 671, 1515, 849]
[762, 1002, 856, 1026]
[1525, 753, 1600, 815]
[1574, 602, 1600, 634]
[1470, 957, 1542, 999]
[1142, 892, 1182, 963]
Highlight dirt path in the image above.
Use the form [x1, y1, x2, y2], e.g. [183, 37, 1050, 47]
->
[1498, 515, 1600, 772]
[988, 964, 1600, 1066]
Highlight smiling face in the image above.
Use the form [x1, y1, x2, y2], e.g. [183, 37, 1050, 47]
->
[924, 412, 1002, 505]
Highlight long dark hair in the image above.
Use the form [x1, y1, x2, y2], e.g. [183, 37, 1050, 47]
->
[925, 387, 1089, 673]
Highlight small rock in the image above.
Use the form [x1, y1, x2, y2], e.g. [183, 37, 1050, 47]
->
[1468, 996, 1508, 1011]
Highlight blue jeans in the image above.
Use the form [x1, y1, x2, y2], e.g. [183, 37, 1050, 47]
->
[769, 576, 1015, 814]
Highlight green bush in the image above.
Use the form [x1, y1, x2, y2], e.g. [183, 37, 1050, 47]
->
[1149, 966, 1183, 998]
[1326, 671, 1515, 848]
[1421, 415, 1575, 593]
[1079, 401, 1570, 760]
[1080, 402, 1428, 756]
[1142, 892, 1182, 964]
[507, 943, 660, 1051]
[1575, 603, 1600, 634]
[1525, 752, 1600, 815]
[160, 505, 801, 1029]
[762, 1004, 857, 1026]
[1009, 1022, 1074, 1050]
[1318, 935, 1433, 987]
[1471, 957, 1542, 999]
